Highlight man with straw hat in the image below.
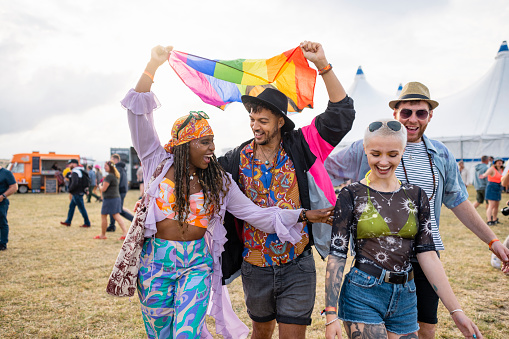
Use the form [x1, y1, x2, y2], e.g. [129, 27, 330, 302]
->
[325, 81, 509, 338]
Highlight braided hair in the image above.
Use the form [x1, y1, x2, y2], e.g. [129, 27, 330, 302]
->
[172, 142, 230, 231]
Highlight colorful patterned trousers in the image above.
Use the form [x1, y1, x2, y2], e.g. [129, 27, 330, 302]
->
[137, 237, 213, 339]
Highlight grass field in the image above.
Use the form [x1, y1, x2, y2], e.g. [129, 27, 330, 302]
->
[0, 187, 508, 338]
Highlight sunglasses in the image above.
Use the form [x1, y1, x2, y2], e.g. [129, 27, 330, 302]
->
[176, 111, 209, 138]
[368, 120, 402, 132]
[399, 108, 429, 120]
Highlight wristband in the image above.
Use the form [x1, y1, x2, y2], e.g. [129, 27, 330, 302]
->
[321, 307, 337, 315]
[488, 238, 500, 251]
[143, 70, 154, 82]
[318, 63, 332, 75]
[449, 309, 463, 315]
[1, 194, 6, 199]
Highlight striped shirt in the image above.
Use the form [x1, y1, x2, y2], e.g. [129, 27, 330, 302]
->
[395, 141, 444, 250]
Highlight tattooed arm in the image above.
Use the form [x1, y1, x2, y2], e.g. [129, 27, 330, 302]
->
[417, 251, 483, 339]
[325, 255, 347, 339]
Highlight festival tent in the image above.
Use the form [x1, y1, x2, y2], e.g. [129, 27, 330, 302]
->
[426, 41, 509, 183]
[340, 66, 394, 143]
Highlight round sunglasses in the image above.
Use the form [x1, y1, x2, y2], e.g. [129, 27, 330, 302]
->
[399, 108, 429, 120]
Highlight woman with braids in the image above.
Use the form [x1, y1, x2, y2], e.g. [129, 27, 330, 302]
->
[119, 45, 333, 339]
[324, 119, 482, 339]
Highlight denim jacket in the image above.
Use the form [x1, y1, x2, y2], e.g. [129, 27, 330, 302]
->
[325, 134, 468, 232]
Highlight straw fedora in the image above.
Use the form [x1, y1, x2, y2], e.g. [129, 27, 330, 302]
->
[241, 88, 295, 133]
[389, 82, 439, 110]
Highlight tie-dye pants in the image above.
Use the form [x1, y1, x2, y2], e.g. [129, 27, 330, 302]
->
[137, 237, 213, 339]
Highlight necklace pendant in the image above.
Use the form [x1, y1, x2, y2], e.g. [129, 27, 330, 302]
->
[190, 175, 194, 181]
[265, 160, 270, 165]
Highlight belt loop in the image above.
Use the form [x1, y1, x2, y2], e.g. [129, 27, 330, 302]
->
[378, 268, 386, 285]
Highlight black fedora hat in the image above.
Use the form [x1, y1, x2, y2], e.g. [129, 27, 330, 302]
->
[241, 87, 295, 133]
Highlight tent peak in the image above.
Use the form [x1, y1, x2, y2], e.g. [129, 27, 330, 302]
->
[496, 40, 508, 59]
[356, 66, 364, 75]
[396, 83, 403, 96]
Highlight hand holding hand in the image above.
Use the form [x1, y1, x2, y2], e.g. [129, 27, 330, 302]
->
[451, 311, 482, 339]
[304, 206, 334, 225]
[300, 41, 328, 70]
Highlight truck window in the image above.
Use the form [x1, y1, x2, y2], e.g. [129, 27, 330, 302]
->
[10, 163, 25, 174]
[32, 156, 40, 173]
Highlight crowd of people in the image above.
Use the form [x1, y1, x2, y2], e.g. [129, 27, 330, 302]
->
[1, 41, 508, 338]
[103, 43, 509, 339]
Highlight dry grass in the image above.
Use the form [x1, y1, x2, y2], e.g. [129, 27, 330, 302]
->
[0, 187, 508, 338]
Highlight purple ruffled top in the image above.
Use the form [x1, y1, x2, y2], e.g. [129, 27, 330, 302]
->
[121, 89, 305, 338]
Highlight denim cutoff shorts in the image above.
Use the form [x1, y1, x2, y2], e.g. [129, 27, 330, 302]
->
[338, 267, 419, 335]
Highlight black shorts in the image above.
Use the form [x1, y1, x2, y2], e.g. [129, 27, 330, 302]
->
[476, 190, 486, 204]
[241, 249, 316, 325]
[412, 258, 440, 324]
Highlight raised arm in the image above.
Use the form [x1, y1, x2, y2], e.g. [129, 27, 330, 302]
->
[135, 45, 173, 93]
[479, 166, 494, 179]
[300, 41, 346, 103]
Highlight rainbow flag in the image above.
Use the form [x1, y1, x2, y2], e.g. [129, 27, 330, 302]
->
[168, 47, 317, 113]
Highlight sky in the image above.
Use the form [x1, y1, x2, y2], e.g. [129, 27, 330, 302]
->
[1, 0, 508, 162]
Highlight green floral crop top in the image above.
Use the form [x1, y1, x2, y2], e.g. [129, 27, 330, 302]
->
[330, 182, 436, 272]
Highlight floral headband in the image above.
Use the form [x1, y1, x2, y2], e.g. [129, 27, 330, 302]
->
[164, 111, 214, 153]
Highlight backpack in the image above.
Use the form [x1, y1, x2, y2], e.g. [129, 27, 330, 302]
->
[79, 169, 91, 193]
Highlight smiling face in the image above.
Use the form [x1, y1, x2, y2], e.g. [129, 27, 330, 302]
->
[364, 135, 405, 180]
[188, 135, 215, 171]
[104, 163, 110, 172]
[393, 101, 433, 143]
[249, 108, 284, 146]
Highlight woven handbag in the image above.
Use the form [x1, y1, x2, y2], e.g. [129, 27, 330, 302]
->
[106, 158, 168, 297]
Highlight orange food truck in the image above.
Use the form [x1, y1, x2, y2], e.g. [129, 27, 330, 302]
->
[7, 152, 80, 193]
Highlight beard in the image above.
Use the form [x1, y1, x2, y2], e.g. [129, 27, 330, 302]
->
[256, 124, 281, 145]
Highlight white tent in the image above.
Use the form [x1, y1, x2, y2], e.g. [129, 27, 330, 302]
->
[427, 41, 509, 162]
[341, 66, 394, 143]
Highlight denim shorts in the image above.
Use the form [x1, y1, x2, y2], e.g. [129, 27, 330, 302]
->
[241, 249, 316, 325]
[338, 267, 419, 335]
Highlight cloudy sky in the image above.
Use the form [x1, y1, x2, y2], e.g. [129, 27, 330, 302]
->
[1, 0, 508, 162]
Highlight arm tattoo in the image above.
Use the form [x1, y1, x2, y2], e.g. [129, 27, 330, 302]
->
[432, 284, 438, 292]
[325, 255, 347, 308]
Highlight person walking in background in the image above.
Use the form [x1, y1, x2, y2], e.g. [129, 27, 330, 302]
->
[480, 158, 504, 226]
[473, 156, 489, 210]
[60, 159, 91, 228]
[94, 161, 126, 240]
[458, 160, 469, 187]
[94, 164, 103, 200]
[324, 119, 481, 339]
[0, 166, 18, 251]
[325, 82, 509, 339]
[86, 165, 101, 203]
[136, 163, 144, 199]
[106, 154, 133, 232]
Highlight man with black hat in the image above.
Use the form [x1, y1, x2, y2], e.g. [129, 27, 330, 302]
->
[60, 159, 91, 228]
[325, 81, 509, 338]
[219, 41, 355, 339]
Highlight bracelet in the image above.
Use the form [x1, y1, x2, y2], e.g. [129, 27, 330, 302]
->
[321, 307, 337, 315]
[143, 70, 154, 82]
[325, 317, 339, 326]
[298, 209, 309, 223]
[488, 238, 500, 251]
[1, 193, 6, 199]
[449, 309, 463, 315]
[318, 63, 332, 75]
